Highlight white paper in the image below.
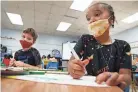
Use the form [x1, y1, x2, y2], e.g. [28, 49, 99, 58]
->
[8, 74, 109, 87]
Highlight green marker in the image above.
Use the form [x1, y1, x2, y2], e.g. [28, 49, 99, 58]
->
[29, 71, 46, 75]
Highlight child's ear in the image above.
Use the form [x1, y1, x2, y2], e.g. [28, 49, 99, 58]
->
[109, 17, 112, 23]
[109, 19, 114, 26]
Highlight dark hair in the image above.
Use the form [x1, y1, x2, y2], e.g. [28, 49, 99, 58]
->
[4, 54, 12, 59]
[9, 55, 13, 58]
[42, 55, 46, 59]
[23, 28, 38, 42]
[4, 54, 8, 58]
[47, 54, 51, 59]
[89, 2, 115, 28]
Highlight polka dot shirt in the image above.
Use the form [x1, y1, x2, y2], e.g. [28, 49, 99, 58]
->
[74, 34, 132, 76]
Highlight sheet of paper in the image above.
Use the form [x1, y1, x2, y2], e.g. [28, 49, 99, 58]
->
[7, 74, 109, 87]
[46, 71, 68, 74]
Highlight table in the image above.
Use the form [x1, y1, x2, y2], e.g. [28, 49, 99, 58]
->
[1, 78, 123, 92]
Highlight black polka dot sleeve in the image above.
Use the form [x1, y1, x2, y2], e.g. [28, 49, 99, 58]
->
[74, 35, 84, 59]
[120, 42, 132, 70]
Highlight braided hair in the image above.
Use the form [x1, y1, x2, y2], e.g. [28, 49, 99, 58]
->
[88, 2, 116, 28]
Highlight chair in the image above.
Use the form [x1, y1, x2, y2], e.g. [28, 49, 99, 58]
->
[41, 60, 44, 69]
[46, 62, 59, 70]
[52, 49, 62, 70]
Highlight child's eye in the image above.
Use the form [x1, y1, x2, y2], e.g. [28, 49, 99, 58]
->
[27, 38, 32, 40]
[86, 15, 91, 21]
[95, 13, 100, 17]
[22, 35, 25, 38]
[87, 17, 91, 21]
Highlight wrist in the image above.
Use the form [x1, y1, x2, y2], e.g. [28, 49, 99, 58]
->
[119, 74, 131, 86]
[23, 63, 28, 67]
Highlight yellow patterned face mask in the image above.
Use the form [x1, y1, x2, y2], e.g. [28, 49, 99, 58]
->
[88, 17, 110, 37]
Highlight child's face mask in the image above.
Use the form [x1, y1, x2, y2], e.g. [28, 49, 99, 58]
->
[88, 17, 110, 37]
[20, 40, 33, 49]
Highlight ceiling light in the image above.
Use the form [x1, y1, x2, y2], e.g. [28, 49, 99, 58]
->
[70, 0, 93, 11]
[121, 12, 138, 23]
[56, 22, 71, 31]
[6, 12, 23, 25]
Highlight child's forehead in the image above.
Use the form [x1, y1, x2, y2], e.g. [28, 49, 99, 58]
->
[86, 4, 108, 15]
[88, 4, 105, 12]
[22, 32, 33, 37]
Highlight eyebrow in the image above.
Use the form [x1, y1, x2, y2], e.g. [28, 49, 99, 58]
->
[86, 9, 101, 18]
[93, 9, 101, 12]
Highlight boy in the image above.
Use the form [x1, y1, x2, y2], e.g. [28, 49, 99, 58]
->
[10, 28, 42, 69]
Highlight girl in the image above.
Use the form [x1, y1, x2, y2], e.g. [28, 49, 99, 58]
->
[68, 2, 131, 91]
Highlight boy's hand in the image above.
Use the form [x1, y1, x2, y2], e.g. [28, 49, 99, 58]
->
[9, 59, 16, 66]
[14, 61, 25, 67]
[68, 59, 89, 79]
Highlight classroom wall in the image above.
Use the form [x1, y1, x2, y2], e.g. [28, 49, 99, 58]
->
[1, 29, 79, 57]
[111, 26, 138, 43]
[2, 26, 138, 56]
[111, 26, 138, 54]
